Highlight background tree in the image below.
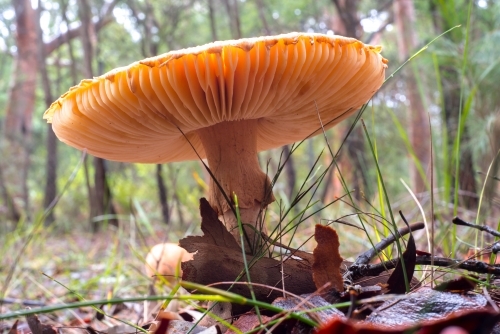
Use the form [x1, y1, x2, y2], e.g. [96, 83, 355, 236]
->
[394, 0, 431, 194]
[3, 0, 38, 218]
[0, 0, 498, 253]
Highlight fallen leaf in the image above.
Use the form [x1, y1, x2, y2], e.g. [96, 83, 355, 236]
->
[198, 301, 232, 332]
[272, 294, 344, 324]
[7, 320, 18, 334]
[313, 225, 344, 292]
[180, 198, 240, 252]
[386, 224, 416, 294]
[365, 287, 486, 326]
[433, 276, 477, 293]
[316, 309, 500, 334]
[180, 199, 316, 311]
[226, 314, 271, 334]
[25, 312, 57, 334]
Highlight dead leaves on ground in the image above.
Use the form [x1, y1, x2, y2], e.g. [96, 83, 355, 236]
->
[317, 309, 500, 334]
[178, 203, 500, 333]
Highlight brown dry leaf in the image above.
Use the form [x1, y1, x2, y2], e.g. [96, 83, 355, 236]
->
[226, 314, 271, 334]
[153, 318, 170, 334]
[433, 276, 477, 293]
[316, 309, 500, 334]
[180, 198, 316, 310]
[7, 320, 19, 334]
[386, 223, 416, 294]
[312, 224, 344, 292]
[25, 313, 57, 334]
[180, 198, 240, 252]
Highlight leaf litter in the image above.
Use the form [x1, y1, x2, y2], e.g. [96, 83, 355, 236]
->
[4, 203, 500, 334]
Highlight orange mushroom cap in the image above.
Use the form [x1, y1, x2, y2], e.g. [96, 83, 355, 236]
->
[43, 32, 387, 164]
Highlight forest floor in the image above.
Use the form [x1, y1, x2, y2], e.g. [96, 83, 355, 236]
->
[2, 202, 500, 334]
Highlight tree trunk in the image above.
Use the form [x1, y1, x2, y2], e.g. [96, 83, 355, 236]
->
[282, 145, 297, 200]
[330, 0, 368, 200]
[78, 0, 118, 230]
[431, 0, 478, 208]
[254, 0, 271, 35]
[394, 0, 430, 194]
[0, 164, 21, 223]
[3, 0, 38, 219]
[207, 0, 218, 41]
[37, 4, 58, 224]
[5, 0, 37, 139]
[156, 164, 170, 224]
[222, 0, 241, 39]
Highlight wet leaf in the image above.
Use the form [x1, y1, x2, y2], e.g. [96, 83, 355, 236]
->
[316, 309, 500, 334]
[365, 287, 486, 326]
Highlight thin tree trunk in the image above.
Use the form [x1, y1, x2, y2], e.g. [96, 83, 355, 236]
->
[330, 0, 368, 200]
[37, 3, 58, 224]
[281, 145, 296, 200]
[60, 0, 78, 84]
[394, 0, 430, 193]
[254, 0, 271, 35]
[4, 0, 38, 219]
[156, 164, 170, 224]
[133, 2, 171, 225]
[222, 0, 241, 39]
[207, 0, 218, 41]
[0, 164, 21, 222]
[5, 0, 37, 139]
[78, 0, 118, 230]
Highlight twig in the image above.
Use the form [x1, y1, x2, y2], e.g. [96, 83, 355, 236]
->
[354, 222, 425, 265]
[452, 216, 500, 238]
[0, 298, 45, 307]
[349, 255, 500, 280]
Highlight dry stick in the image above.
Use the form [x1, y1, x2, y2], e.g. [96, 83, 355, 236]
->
[354, 222, 425, 265]
[350, 255, 500, 279]
[452, 216, 500, 238]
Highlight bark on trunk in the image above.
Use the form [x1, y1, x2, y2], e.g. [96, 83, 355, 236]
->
[394, 0, 430, 193]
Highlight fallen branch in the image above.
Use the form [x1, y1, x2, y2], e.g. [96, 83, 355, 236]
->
[349, 255, 500, 280]
[452, 216, 500, 238]
[354, 222, 425, 265]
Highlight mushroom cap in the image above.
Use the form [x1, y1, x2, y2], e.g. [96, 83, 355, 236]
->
[145, 242, 193, 279]
[44, 32, 387, 163]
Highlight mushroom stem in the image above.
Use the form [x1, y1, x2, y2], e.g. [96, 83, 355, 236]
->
[196, 119, 275, 249]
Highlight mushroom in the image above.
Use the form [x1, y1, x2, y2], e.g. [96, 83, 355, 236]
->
[43, 33, 387, 251]
[145, 243, 194, 282]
